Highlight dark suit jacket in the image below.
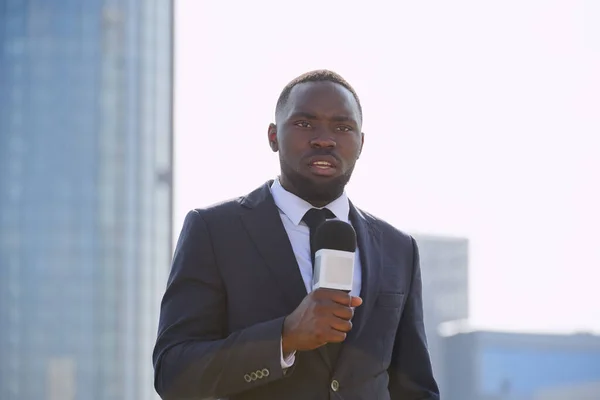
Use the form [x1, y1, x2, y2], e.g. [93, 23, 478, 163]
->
[153, 181, 439, 400]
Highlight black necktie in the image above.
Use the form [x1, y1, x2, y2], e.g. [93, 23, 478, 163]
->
[302, 207, 343, 367]
[302, 208, 335, 267]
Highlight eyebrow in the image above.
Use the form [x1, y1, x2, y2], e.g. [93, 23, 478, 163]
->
[289, 112, 357, 125]
[288, 112, 318, 120]
[330, 115, 356, 123]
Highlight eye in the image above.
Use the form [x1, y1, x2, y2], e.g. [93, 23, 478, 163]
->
[336, 125, 352, 132]
[294, 121, 312, 128]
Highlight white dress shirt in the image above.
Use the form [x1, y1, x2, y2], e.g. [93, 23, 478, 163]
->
[270, 179, 363, 369]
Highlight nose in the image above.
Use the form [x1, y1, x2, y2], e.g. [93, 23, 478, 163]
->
[309, 129, 336, 148]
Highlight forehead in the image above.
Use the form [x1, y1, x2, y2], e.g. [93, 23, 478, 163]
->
[283, 81, 361, 122]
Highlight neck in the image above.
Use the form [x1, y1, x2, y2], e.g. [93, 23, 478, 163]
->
[278, 177, 341, 208]
[305, 199, 331, 208]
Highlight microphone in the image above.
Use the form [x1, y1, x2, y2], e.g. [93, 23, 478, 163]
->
[312, 220, 357, 292]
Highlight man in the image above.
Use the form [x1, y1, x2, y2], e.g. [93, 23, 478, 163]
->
[153, 70, 439, 399]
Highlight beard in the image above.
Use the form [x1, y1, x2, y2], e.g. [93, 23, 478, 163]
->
[279, 157, 355, 205]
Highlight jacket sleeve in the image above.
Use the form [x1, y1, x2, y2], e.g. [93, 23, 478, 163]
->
[152, 210, 293, 399]
[388, 237, 440, 399]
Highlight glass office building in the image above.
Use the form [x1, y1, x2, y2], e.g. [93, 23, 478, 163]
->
[0, 1, 173, 399]
[413, 234, 469, 396]
[442, 329, 600, 400]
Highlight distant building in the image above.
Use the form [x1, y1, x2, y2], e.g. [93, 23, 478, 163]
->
[413, 234, 470, 396]
[534, 381, 600, 400]
[0, 2, 173, 400]
[441, 326, 600, 400]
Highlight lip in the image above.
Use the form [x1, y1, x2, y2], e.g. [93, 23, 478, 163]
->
[306, 155, 339, 168]
[308, 164, 337, 177]
[306, 155, 339, 177]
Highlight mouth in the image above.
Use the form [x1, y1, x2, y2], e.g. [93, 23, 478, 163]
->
[307, 156, 338, 177]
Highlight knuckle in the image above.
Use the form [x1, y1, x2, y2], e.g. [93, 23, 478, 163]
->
[341, 306, 352, 319]
[333, 291, 346, 301]
[314, 302, 327, 315]
[314, 328, 325, 341]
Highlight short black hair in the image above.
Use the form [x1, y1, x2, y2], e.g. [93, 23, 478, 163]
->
[275, 69, 363, 122]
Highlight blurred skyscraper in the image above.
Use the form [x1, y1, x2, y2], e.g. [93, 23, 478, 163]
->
[414, 234, 470, 397]
[441, 327, 600, 400]
[0, 2, 173, 399]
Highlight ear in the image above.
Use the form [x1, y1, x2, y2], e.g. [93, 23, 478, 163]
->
[357, 131, 365, 159]
[268, 123, 279, 152]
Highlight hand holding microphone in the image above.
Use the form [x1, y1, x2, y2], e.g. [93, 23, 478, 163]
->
[282, 220, 361, 355]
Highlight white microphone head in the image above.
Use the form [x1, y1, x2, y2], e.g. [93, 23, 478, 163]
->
[313, 249, 355, 291]
[311, 220, 357, 292]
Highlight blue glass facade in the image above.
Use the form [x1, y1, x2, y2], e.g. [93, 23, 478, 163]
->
[443, 330, 600, 400]
[0, 1, 173, 399]
[481, 347, 600, 397]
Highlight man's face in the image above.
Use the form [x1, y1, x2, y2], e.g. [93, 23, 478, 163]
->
[268, 81, 364, 206]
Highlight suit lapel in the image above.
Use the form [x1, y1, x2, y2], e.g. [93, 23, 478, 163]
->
[239, 182, 308, 312]
[344, 203, 382, 341]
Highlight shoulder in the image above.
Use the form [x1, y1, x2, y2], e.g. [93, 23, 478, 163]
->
[356, 206, 415, 246]
[184, 195, 247, 226]
[193, 196, 246, 216]
[175, 196, 248, 248]
[185, 181, 273, 224]
[354, 206, 419, 267]
[355, 207, 420, 281]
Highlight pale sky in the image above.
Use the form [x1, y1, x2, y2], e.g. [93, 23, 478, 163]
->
[173, 0, 600, 333]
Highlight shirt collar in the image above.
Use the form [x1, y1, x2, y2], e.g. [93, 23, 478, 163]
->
[270, 178, 350, 226]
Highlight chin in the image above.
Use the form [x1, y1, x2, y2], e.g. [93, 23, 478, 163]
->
[306, 172, 340, 182]
[281, 160, 353, 202]
[302, 173, 350, 201]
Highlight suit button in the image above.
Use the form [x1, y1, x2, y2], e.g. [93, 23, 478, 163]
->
[331, 379, 340, 391]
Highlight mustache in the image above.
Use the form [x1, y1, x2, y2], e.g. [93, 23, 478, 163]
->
[303, 149, 341, 162]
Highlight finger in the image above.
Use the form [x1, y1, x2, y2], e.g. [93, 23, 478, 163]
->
[329, 291, 353, 306]
[331, 295, 363, 307]
[313, 287, 341, 298]
[323, 327, 348, 343]
[329, 316, 353, 333]
[350, 296, 363, 307]
[329, 303, 354, 320]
